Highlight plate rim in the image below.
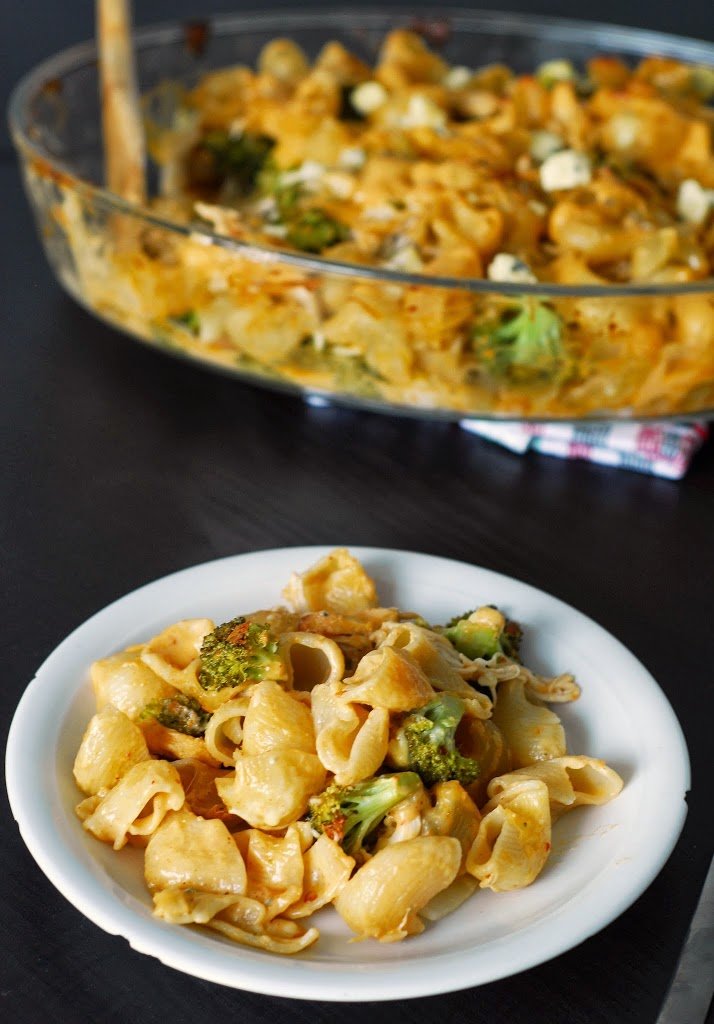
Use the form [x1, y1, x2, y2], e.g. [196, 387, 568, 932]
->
[5, 545, 691, 1001]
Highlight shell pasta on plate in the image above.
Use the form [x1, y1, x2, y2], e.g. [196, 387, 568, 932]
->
[71, 548, 623, 952]
[6, 546, 689, 999]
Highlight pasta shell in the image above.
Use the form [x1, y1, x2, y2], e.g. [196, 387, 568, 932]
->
[242, 680, 316, 756]
[283, 548, 378, 614]
[487, 755, 623, 821]
[334, 836, 461, 941]
[279, 631, 345, 691]
[81, 759, 185, 850]
[142, 618, 214, 671]
[154, 889, 320, 954]
[341, 646, 434, 711]
[145, 807, 247, 894]
[234, 824, 305, 919]
[284, 834, 356, 918]
[91, 647, 175, 718]
[140, 720, 219, 767]
[377, 621, 476, 697]
[204, 691, 254, 765]
[491, 678, 566, 767]
[466, 779, 551, 891]
[73, 704, 150, 795]
[457, 717, 512, 806]
[215, 749, 326, 829]
[315, 696, 389, 786]
[172, 758, 239, 824]
[421, 781, 482, 869]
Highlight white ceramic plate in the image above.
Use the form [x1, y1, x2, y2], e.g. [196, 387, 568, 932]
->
[6, 546, 690, 1002]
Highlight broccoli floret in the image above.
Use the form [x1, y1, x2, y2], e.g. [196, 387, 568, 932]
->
[254, 163, 349, 251]
[308, 772, 421, 854]
[472, 297, 565, 381]
[190, 130, 275, 192]
[140, 695, 210, 736]
[691, 65, 714, 100]
[286, 208, 350, 253]
[290, 339, 382, 397]
[256, 160, 303, 219]
[169, 309, 200, 335]
[443, 606, 522, 660]
[198, 616, 285, 691]
[401, 695, 480, 788]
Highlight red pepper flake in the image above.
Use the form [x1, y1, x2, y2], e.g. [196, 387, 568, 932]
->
[323, 815, 347, 844]
[184, 20, 209, 57]
[40, 77, 63, 97]
[408, 17, 452, 48]
[226, 621, 252, 646]
[28, 155, 74, 189]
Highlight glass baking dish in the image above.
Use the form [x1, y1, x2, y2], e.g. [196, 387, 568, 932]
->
[8, 8, 714, 421]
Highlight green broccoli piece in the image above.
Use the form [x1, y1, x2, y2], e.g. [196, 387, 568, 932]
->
[194, 130, 275, 192]
[290, 339, 382, 397]
[308, 772, 421, 854]
[170, 309, 200, 335]
[256, 160, 303, 219]
[198, 616, 285, 691]
[140, 695, 210, 736]
[401, 695, 480, 788]
[473, 297, 565, 380]
[285, 208, 350, 253]
[255, 163, 349, 250]
[690, 65, 714, 100]
[443, 606, 523, 661]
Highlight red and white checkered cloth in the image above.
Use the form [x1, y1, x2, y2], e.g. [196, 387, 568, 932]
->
[459, 420, 709, 479]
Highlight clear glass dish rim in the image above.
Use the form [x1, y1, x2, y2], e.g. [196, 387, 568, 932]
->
[8, 5, 714, 299]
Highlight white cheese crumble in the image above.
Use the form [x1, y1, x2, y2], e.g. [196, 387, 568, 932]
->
[280, 161, 325, 188]
[607, 112, 640, 151]
[385, 244, 423, 273]
[253, 196, 279, 219]
[677, 179, 714, 225]
[207, 272, 229, 293]
[443, 65, 472, 90]
[322, 172, 355, 199]
[227, 118, 246, 139]
[539, 149, 591, 192]
[331, 345, 363, 357]
[350, 81, 388, 115]
[536, 59, 577, 86]
[487, 252, 538, 284]
[530, 130, 564, 164]
[363, 203, 399, 221]
[400, 94, 447, 130]
[338, 146, 367, 171]
[289, 286, 321, 321]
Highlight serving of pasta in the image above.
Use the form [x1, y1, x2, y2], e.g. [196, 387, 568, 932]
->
[71, 548, 623, 955]
[13, 13, 714, 418]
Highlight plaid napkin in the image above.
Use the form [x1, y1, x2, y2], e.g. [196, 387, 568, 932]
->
[459, 420, 709, 479]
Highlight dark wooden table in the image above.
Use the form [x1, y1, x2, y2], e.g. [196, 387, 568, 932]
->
[3, 3, 714, 1022]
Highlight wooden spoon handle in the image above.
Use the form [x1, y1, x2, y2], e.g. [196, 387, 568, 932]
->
[97, 0, 146, 204]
